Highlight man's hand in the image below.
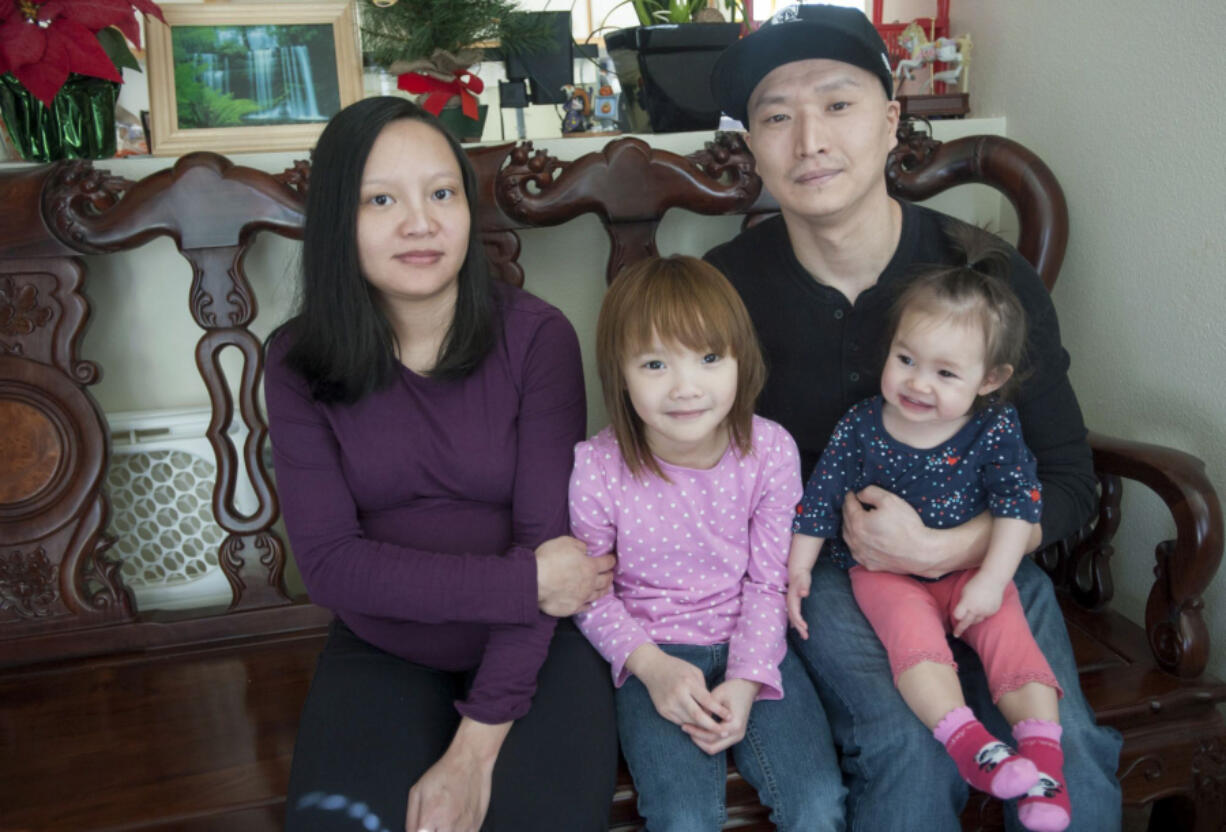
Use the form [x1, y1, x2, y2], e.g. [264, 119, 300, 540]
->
[844, 487, 996, 578]
[842, 486, 935, 573]
[626, 644, 730, 733]
[952, 572, 1007, 638]
[682, 678, 760, 755]
[405, 719, 508, 832]
[536, 536, 615, 617]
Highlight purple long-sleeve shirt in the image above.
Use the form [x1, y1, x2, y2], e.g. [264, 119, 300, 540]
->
[264, 284, 586, 724]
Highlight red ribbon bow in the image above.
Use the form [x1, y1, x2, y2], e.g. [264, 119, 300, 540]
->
[398, 70, 485, 120]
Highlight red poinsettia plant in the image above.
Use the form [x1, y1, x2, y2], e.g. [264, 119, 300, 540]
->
[0, 0, 166, 108]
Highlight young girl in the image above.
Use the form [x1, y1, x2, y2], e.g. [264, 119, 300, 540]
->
[787, 240, 1071, 832]
[570, 255, 843, 830]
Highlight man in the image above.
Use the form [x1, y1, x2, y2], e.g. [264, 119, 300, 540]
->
[704, 5, 1122, 830]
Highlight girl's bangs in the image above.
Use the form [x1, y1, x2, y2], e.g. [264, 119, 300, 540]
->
[622, 274, 734, 358]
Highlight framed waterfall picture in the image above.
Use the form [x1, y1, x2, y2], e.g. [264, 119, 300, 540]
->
[145, 2, 362, 156]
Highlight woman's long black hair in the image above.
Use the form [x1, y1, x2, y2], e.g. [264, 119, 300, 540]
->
[273, 96, 495, 404]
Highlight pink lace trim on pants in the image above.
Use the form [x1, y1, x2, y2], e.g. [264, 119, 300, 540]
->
[890, 649, 957, 684]
[990, 670, 1063, 703]
[888, 657, 1063, 703]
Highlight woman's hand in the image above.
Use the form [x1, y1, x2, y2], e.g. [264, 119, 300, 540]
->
[952, 572, 1007, 638]
[405, 718, 509, 832]
[405, 751, 489, 832]
[626, 644, 730, 732]
[683, 678, 760, 755]
[535, 536, 615, 617]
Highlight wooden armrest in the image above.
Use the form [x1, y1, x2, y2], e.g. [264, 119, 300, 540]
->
[886, 125, 1069, 291]
[1082, 431, 1223, 678]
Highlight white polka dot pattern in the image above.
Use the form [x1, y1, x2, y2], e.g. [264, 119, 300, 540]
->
[569, 415, 801, 701]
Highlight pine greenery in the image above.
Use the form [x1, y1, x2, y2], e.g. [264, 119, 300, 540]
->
[360, 0, 554, 67]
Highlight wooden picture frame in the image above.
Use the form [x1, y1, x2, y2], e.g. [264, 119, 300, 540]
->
[145, 2, 362, 156]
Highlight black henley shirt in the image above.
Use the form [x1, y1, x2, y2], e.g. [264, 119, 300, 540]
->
[705, 200, 1096, 547]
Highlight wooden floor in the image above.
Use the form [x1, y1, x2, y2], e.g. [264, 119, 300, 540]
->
[2, 601, 1224, 831]
[0, 631, 325, 832]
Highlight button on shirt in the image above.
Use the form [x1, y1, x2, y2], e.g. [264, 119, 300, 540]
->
[708, 223, 884, 478]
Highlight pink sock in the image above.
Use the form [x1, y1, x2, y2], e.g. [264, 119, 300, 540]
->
[934, 707, 1038, 799]
[1013, 720, 1071, 831]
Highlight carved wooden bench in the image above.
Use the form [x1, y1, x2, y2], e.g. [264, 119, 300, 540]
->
[1, 123, 1223, 831]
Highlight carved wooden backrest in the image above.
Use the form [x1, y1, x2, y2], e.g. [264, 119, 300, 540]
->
[0, 121, 1069, 666]
[496, 123, 1068, 292]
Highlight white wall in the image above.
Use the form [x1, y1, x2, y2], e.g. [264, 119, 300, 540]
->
[953, 0, 1226, 683]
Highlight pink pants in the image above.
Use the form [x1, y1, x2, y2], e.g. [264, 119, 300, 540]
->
[849, 566, 1062, 703]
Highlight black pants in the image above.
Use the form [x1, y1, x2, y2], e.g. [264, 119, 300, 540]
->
[285, 618, 618, 832]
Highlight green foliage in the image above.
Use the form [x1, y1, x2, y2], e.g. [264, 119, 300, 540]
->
[497, 10, 558, 57]
[603, 0, 744, 29]
[629, 0, 708, 25]
[97, 27, 141, 73]
[359, 0, 553, 68]
[214, 40, 249, 59]
[721, 0, 746, 24]
[174, 63, 263, 129]
[172, 27, 221, 64]
[284, 25, 329, 48]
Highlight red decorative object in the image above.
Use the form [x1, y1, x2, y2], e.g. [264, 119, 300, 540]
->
[398, 69, 485, 120]
[0, 0, 166, 108]
[871, 0, 951, 92]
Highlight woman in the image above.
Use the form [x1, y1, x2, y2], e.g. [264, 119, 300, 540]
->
[266, 97, 618, 832]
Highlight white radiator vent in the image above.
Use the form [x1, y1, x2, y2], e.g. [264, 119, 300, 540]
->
[105, 408, 262, 610]
[108, 448, 222, 585]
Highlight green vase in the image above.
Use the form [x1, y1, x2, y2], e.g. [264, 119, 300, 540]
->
[0, 74, 119, 162]
[435, 104, 489, 143]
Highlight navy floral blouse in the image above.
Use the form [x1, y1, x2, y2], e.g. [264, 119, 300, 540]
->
[793, 396, 1043, 570]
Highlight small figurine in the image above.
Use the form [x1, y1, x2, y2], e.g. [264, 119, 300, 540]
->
[591, 71, 620, 132]
[894, 21, 972, 94]
[560, 84, 592, 135]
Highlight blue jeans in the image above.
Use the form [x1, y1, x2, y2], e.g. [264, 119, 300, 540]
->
[616, 642, 845, 831]
[791, 557, 1123, 831]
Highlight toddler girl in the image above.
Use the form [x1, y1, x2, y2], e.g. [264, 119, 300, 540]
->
[788, 240, 1071, 832]
[571, 255, 842, 830]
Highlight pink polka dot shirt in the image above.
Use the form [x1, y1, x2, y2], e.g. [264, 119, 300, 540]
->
[569, 416, 802, 700]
